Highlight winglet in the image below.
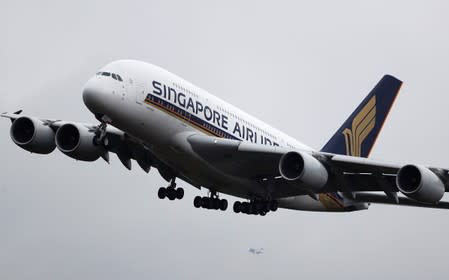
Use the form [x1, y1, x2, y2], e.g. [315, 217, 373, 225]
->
[321, 75, 402, 157]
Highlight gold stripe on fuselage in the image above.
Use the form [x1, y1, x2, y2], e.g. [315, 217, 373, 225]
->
[144, 99, 220, 138]
[319, 193, 344, 210]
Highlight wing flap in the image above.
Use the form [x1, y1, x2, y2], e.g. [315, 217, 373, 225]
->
[328, 154, 401, 174]
[355, 193, 449, 210]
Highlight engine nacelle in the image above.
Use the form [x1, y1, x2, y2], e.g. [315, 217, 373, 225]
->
[55, 123, 105, 161]
[396, 164, 445, 203]
[278, 151, 328, 191]
[10, 116, 56, 154]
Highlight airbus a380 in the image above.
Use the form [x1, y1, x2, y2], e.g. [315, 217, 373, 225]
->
[3, 60, 449, 216]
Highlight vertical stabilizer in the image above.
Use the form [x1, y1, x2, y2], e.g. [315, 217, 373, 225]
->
[321, 75, 402, 157]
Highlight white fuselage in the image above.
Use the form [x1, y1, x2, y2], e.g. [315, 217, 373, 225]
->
[82, 60, 357, 212]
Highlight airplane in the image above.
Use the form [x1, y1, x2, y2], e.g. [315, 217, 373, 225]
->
[248, 248, 264, 255]
[3, 59, 449, 216]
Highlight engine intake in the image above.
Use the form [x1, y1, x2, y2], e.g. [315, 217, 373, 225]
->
[55, 123, 105, 161]
[10, 117, 56, 154]
[396, 164, 445, 204]
[278, 151, 328, 191]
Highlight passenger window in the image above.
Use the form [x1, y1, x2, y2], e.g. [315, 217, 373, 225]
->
[96, 72, 102, 75]
[111, 73, 117, 80]
[117, 75, 123, 82]
[102, 72, 110, 77]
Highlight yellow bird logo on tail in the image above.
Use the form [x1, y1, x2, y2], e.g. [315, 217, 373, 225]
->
[342, 96, 376, 157]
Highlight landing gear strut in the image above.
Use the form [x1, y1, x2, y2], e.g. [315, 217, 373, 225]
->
[193, 191, 228, 211]
[158, 178, 184, 200]
[93, 116, 111, 147]
[233, 199, 278, 216]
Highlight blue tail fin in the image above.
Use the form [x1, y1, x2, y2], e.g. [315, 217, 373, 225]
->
[321, 75, 402, 157]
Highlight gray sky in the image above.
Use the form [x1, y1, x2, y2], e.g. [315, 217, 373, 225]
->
[2, 0, 449, 279]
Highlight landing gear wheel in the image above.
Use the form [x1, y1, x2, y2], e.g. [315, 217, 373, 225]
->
[201, 197, 209, 208]
[193, 196, 202, 208]
[176, 188, 184, 200]
[209, 198, 215, 210]
[213, 199, 220, 210]
[233, 201, 241, 213]
[219, 199, 228, 211]
[241, 202, 249, 214]
[249, 204, 257, 215]
[167, 188, 176, 200]
[158, 187, 166, 199]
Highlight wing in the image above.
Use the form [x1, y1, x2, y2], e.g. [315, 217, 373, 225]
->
[187, 134, 313, 197]
[1, 111, 158, 175]
[187, 134, 449, 205]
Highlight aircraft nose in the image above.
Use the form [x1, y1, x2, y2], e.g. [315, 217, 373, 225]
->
[82, 78, 105, 114]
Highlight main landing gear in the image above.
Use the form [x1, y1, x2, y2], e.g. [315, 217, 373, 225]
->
[193, 192, 228, 211]
[158, 179, 184, 200]
[233, 199, 278, 216]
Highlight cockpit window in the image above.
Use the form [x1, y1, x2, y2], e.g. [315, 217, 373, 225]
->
[96, 71, 123, 82]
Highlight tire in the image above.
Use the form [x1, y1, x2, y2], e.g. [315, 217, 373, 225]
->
[219, 199, 228, 211]
[201, 197, 209, 208]
[158, 187, 166, 199]
[176, 188, 184, 200]
[213, 198, 220, 210]
[193, 196, 202, 208]
[241, 202, 249, 214]
[249, 204, 257, 215]
[207, 198, 214, 209]
[233, 201, 241, 213]
[167, 188, 176, 200]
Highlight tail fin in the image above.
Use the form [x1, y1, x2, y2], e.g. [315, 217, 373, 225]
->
[321, 75, 402, 157]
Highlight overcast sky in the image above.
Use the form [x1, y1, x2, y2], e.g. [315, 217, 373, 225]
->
[2, 1, 449, 279]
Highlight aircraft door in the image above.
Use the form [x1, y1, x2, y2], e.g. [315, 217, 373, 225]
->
[134, 85, 146, 104]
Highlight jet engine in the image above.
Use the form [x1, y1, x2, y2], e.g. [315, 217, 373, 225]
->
[278, 151, 328, 191]
[55, 123, 105, 161]
[396, 164, 445, 203]
[10, 116, 56, 154]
